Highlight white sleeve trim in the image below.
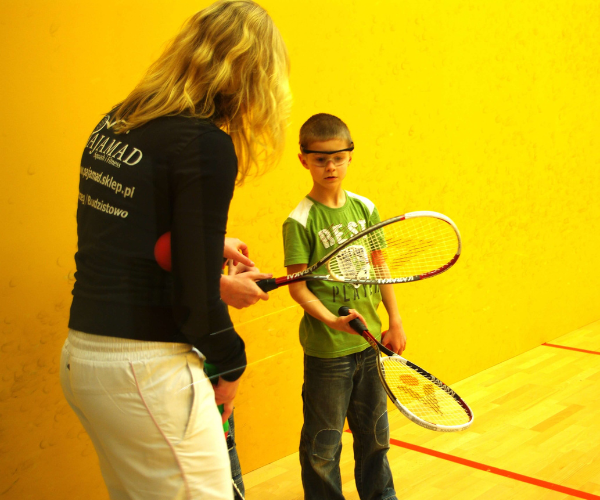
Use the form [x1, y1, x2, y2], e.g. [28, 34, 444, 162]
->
[287, 197, 314, 228]
[346, 191, 375, 215]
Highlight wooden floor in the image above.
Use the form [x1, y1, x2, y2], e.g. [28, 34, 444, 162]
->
[243, 320, 600, 500]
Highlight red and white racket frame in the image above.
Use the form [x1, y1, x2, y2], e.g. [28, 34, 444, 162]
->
[258, 210, 462, 292]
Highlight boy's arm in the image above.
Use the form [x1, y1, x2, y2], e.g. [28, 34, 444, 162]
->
[287, 264, 369, 336]
[380, 284, 407, 355]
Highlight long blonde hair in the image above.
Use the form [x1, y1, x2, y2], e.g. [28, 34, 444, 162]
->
[112, 0, 291, 184]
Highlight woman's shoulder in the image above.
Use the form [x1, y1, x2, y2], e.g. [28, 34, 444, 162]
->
[129, 116, 233, 158]
[148, 115, 226, 137]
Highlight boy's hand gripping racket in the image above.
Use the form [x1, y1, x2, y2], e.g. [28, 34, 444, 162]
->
[257, 211, 461, 292]
[339, 306, 473, 432]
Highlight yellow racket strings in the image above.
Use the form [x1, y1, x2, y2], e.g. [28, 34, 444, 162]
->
[381, 357, 471, 427]
[329, 217, 458, 281]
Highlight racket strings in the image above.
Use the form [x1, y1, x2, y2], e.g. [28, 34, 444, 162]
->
[381, 357, 471, 427]
[329, 217, 458, 280]
[377, 218, 457, 277]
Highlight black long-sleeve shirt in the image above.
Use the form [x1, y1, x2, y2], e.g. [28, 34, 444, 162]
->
[69, 113, 246, 381]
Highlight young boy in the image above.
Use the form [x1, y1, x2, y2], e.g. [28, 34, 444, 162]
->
[283, 113, 407, 500]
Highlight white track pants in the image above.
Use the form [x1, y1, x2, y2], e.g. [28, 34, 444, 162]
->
[60, 330, 233, 500]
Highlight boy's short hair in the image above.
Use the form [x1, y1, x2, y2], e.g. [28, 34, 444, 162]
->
[299, 113, 353, 150]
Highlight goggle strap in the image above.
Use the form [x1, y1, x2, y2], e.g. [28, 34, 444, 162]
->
[300, 144, 354, 155]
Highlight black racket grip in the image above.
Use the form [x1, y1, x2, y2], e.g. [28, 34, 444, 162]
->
[338, 306, 368, 334]
[257, 278, 278, 292]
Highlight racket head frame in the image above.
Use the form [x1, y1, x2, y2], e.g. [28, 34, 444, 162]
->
[260, 211, 462, 291]
[382, 353, 473, 432]
[338, 307, 473, 432]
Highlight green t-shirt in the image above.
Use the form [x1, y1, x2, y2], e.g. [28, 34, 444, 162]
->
[283, 191, 383, 358]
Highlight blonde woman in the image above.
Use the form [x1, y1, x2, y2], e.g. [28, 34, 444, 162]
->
[60, 1, 291, 499]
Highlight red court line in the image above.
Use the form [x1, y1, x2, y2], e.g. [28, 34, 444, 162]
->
[344, 430, 600, 499]
[543, 343, 600, 356]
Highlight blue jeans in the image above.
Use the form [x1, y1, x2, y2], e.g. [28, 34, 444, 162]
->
[300, 349, 397, 500]
[227, 412, 245, 499]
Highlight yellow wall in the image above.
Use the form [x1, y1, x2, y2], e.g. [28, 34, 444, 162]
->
[1, 0, 599, 498]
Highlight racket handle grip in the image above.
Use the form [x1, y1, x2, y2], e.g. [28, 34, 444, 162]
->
[256, 278, 278, 292]
[338, 306, 368, 334]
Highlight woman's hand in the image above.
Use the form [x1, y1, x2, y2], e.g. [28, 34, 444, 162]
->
[224, 237, 255, 267]
[220, 273, 271, 309]
[226, 259, 260, 275]
[213, 376, 240, 424]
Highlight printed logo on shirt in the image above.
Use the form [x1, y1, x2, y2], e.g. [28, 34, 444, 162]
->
[86, 133, 143, 169]
[79, 191, 129, 218]
[330, 283, 380, 303]
[86, 116, 143, 169]
[318, 220, 366, 250]
[334, 245, 371, 282]
[92, 115, 111, 135]
[80, 166, 136, 199]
